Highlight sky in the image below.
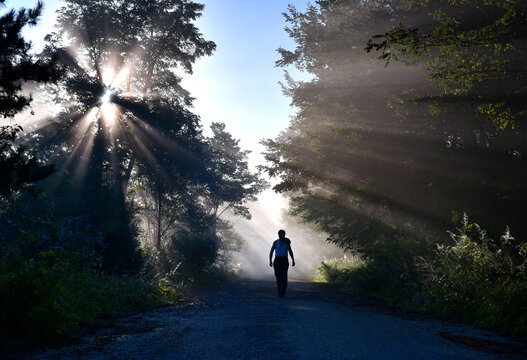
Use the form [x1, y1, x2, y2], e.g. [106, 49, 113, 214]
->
[9, 0, 342, 275]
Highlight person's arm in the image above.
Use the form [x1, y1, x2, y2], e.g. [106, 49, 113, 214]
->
[269, 242, 276, 267]
[288, 241, 295, 266]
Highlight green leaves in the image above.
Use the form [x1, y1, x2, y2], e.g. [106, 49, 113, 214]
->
[421, 217, 527, 336]
[365, 24, 423, 66]
[366, 0, 527, 124]
[476, 102, 515, 130]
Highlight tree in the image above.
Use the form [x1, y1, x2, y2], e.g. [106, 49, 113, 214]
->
[24, 0, 217, 273]
[41, 0, 216, 190]
[32, 1, 267, 276]
[205, 122, 268, 222]
[262, 0, 527, 263]
[134, 123, 266, 284]
[0, 0, 56, 200]
[263, 1, 432, 258]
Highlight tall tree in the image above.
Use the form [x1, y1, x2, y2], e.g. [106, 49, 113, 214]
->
[205, 122, 268, 223]
[0, 0, 56, 200]
[263, 0, 527, 262]
[31, 0, 216, 273]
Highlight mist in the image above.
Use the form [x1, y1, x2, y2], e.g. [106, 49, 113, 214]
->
[228, 189, 344, 280]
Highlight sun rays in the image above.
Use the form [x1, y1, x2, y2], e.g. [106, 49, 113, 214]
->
[38, 56, 147, 187]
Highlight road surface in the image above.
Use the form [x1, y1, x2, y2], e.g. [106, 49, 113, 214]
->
[28, 280, 526, 360]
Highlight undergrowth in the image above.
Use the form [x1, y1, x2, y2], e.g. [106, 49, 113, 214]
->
[0, 214, 183, 353]
[316, 216, 527, 339]
[0, 252, 183, 353]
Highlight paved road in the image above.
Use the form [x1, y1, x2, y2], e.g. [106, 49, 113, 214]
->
[29, 280, 526, 360]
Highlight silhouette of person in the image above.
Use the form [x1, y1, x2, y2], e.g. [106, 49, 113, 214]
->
[269, 229, 295, 297]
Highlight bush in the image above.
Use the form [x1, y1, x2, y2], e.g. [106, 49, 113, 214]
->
[420, 215, 527, 337]
[316, 254, 418, 305]
[0, 246, 167, 351]
[0, 210, 179, 352]
[316, 215, 527, 338]
[316, 256, 372, 288]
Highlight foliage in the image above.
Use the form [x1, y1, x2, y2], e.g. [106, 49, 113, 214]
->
[214, 218, 244, 269]
[317, 218, 527, 338]
[0, 125, 54, 200]
[132, 120, 264, 287]
[316, 256, 373, 288]
[173, 231, 218, 272]
[294, 2, 527, 336]
[263, 0, 527, 266]
[365, 0, 527, 95]
[420, 216, 527, 337]
[0, 257, 167, 349]
[0, 0, 250, 352]
[27, 0, 203, 275]
[55, 0, 215, 106]
[0, 0, 58, 118]
[316, 255, 418, 303]
[291, 2, 527, 337]
[29, 0, 263, 278]
[0, 0, 57, 200]
[205, 122, 268, 220]
[19, 0, 220, 274]
[0, 201, 179, 351]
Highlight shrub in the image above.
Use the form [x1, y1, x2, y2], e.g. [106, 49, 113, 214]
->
[0, 210, 178, 351]
[316, 255, 411, 300]
[420, 215, 527, 337]
[0, 246, 167, 350]
[317, 215, 527, 338]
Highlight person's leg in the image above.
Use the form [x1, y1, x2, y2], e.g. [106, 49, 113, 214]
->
[273, 260, 281, 294]
[274, 258, 286, 296]
[283, 261, 289, 296]
[277, 258, 289, 297]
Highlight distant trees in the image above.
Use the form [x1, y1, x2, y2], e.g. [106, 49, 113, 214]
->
[263, 0, 527, 261]
[134, 121, 266, 284]
[205, 122, 268, 222]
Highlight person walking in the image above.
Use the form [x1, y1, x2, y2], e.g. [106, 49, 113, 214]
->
[269, 229, 295, 297]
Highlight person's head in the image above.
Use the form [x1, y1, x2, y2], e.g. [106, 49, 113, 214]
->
[278, 229, 286, 239]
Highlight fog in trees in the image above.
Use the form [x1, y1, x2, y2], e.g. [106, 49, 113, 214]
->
[262, 0, 527, 336]
[263, 0, 527, 260]
[1, 1, 267, 343]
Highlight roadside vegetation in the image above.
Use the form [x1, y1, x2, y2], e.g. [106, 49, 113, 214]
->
[316, 216, 527, 338]
[267, 0, 527, 339]
[0, 208, 182, 350]
[0, 0, 262, 352]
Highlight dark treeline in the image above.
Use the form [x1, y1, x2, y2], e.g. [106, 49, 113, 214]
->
[263, 0, 527, 336]
[0, 0, 265, 348]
